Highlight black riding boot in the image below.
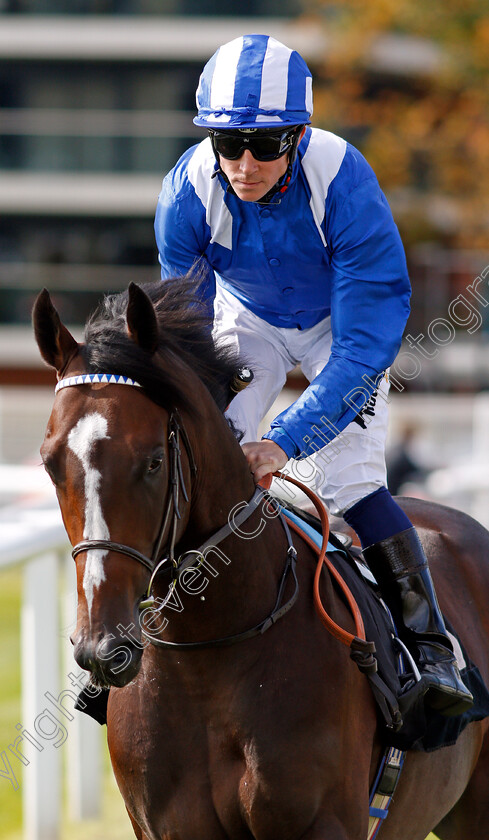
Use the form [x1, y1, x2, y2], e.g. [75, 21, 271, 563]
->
[363, 527, 473, 717]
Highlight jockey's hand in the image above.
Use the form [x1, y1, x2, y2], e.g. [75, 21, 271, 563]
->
[242, 440, 288, 485]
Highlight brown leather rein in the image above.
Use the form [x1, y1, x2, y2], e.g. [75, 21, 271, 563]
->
[58, 374, 371, 657]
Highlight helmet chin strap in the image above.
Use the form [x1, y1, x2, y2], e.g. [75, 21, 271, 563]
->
[211, 127, 303, 206]
[255, 163, 293, 206]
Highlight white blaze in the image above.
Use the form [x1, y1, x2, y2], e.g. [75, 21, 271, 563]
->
[67, 412, 110, 615]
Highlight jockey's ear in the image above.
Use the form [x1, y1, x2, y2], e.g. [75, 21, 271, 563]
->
[126, 282, 159, 355]
[32, 288, 79, 374]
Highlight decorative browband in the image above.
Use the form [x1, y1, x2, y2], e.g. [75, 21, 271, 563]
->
[55, 373, 143, 394]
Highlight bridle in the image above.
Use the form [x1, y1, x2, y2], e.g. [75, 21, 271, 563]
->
[72, 408, 197, 588]
[58, 373, 300, 649]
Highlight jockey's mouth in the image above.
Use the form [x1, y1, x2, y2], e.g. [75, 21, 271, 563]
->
[237, 180, 262, 187]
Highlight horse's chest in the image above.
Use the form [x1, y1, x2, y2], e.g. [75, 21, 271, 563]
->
[109, 644, 362, 839]
[117, 710, 332, 840]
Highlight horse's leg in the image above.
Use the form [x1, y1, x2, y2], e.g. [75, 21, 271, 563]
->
[126, 807, 145, 840]
[433, 725, 489, 840]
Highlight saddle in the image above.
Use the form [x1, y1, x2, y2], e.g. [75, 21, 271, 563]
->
[280, 499, 489, 752]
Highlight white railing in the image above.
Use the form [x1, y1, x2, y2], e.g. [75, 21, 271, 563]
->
[1, 486, 102, 840]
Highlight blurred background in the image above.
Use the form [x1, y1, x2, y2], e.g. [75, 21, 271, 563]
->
[1, 2, 488, 839]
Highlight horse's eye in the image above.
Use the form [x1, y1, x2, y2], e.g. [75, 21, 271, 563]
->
[147, 455, 163, 475]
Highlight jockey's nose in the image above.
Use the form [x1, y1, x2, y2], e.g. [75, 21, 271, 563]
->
[239, 149, 259, 171]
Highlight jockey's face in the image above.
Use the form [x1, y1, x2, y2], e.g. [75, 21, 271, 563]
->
[218, 149, 289, 202]
[217, 126, 306, 202]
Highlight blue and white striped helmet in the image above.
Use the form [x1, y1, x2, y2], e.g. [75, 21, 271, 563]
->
[194, 34, 313, 129]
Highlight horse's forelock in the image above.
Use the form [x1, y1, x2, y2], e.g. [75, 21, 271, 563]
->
[82, 275, 240, 414]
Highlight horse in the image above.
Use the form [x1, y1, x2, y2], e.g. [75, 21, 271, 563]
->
[33, 278, 489, 840]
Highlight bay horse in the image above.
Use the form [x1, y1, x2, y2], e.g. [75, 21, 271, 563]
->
[33, 279, 489, 840]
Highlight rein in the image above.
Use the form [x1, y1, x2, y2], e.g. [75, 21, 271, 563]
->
[273, 472, 367, 648]
[58, 373, 371, 658]
[273, 471, 379, 682]
[70, 406, 272, 617]
[59, 374, 299, 645]
[143, 500, 299, 650]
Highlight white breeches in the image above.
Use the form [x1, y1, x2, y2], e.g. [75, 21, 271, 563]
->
[213, 283, 389, 516]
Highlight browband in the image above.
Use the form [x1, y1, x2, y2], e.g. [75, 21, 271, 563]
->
[55, 373, 142, 394]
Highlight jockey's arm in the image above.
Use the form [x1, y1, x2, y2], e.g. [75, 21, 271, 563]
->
[263, 176, 411, 461]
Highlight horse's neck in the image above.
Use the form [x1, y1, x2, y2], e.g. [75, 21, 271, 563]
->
[153, 402, 288, 642]
[184, 403, 256, 543]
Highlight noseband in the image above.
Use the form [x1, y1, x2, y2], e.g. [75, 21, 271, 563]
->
[58, 373, 300, 647]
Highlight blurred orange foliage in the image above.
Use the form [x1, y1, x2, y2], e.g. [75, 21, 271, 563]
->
[305, 0, 489, 248]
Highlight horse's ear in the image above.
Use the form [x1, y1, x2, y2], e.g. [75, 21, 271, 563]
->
[32, 288, 79, 373]
[126, 282, 159, 355]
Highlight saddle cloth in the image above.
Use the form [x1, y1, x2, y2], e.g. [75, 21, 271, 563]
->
[281, 504, 489, 752]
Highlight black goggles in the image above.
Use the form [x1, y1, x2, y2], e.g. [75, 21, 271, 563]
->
[209, 128, 300, 162]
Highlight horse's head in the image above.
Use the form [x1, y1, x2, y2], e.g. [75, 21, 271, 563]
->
[33, 281, 242, 687]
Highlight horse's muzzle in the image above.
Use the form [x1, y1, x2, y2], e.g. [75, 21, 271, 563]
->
[72, 632, 143, 688]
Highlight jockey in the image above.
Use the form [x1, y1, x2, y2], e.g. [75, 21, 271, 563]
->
[154, 34, 472, 717]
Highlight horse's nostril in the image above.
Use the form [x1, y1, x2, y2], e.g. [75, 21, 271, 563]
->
[72, 636, 142, 687]
[110, 650, 130, 671]
[95, 639, 136, 678]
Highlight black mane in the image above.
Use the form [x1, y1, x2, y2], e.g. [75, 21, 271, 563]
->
[82, 274, 243, 416]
